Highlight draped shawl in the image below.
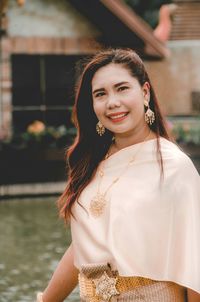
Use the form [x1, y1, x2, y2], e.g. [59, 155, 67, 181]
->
[71, 137, 200, 293]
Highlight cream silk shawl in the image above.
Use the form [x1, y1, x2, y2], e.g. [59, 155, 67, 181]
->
[71, 137, 200, 293]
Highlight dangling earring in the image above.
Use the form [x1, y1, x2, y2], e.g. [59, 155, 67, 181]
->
[144, 100, 155, 125]
[96, 121, 105, 136]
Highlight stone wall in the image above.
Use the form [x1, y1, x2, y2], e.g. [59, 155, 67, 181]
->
[0, 39, 12, 139]
[7, 0, 99, 38]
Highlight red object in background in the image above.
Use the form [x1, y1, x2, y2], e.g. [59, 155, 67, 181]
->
[153, 4, 178, 42]
[17, 0, 25, 7]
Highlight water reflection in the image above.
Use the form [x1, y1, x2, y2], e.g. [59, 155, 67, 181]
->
[0, 197, 79, 302]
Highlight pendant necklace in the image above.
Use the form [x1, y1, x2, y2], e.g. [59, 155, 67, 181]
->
[89, 131, 151, 218]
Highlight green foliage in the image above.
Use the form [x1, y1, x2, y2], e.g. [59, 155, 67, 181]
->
[1, 125, 77, 151]
[168, 117, 200, 146]
[125, 0, 172, 28]
[1, 117, 200, 152]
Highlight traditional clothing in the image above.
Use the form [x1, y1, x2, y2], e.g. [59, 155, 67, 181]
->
[71, 137, 200, 300]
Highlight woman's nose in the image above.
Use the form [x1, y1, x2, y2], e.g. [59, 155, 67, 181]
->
[106, 94, 121, 109]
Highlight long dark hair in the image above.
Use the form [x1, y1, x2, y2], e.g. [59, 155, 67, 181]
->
[58, 48, 170, 220]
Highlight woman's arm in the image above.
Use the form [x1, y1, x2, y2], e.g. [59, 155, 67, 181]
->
[187, 289, 200, 302]
[42, 243, 79, 302]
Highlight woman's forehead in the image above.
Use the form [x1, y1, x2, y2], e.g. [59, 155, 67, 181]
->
[91, 63, 134, 89]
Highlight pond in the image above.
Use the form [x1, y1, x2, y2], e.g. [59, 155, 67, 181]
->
[0, 197, 79, 302]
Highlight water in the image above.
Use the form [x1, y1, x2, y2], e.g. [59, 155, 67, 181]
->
[0, 197, 79, 302]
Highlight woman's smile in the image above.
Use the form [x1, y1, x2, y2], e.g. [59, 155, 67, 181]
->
[107, 111, 129, 123]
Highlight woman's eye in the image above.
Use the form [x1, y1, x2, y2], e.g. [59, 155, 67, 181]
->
[95, 92, 105, 98]
[118, 86, 129, 92]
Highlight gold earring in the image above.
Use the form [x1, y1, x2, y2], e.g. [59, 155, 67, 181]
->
[96, 121, 105, 136]
[144, 100, 155, 125]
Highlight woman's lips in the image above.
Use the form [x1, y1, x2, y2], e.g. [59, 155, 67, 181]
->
[107, 112, 129, 123]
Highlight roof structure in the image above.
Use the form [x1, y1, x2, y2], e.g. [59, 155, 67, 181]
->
[70, 0, 170, 59]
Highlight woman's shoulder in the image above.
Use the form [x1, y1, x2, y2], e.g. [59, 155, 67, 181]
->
[160, 137, 199, 177]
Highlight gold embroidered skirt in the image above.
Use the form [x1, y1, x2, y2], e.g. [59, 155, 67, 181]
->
[78, 263, 185, 302]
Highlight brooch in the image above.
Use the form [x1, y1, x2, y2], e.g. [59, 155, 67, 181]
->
[93, 271, 119, 301]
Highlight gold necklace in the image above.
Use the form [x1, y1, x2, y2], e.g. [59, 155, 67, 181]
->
[89, 131, 151, 218]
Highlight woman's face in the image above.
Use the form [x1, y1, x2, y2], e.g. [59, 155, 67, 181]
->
[92, 63, 150, 138]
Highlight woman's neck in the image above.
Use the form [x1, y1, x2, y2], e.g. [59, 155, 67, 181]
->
[113, 128, 156, 152]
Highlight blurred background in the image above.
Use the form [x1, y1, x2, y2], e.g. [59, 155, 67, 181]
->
[0, 0, 200, 301]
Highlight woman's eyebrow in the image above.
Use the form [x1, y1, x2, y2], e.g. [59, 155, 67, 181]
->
[114, 81, 129, 88]
[92, 81, 129, 95]
[92, 88, 105, 95]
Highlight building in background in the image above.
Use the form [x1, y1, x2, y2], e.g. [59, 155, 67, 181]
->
[145, 0, 200, 116]
[0, 0, 168, 139]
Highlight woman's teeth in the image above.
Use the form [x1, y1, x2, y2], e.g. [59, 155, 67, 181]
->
[109, 113, 127, 120]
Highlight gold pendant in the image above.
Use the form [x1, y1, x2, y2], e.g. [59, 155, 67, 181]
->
[89, 193, 107, 218]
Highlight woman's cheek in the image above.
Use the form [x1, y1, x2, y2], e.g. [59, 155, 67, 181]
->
[93, 104, 103, 119]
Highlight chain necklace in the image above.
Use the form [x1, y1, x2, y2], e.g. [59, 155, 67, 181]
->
[89, 131, 151, 218]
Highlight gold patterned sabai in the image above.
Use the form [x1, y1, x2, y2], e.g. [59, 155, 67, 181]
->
[78, 263, 185, 302]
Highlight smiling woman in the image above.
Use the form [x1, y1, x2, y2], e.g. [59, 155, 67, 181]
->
[91, 64, 154, 149]
[35, 49, 200, 302]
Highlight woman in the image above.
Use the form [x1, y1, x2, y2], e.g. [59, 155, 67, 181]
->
[36, 49, 200, 302]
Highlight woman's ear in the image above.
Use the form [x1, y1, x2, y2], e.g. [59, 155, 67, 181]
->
[143, 82, 150, 102]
